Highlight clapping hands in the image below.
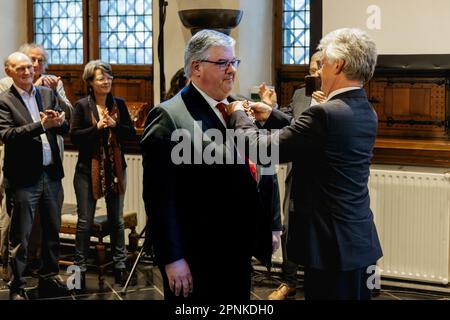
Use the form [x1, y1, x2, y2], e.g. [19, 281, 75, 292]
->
[258, 82, 277, 107]
[35, 75, 61, 91]
[40, 110, 65, 129]
[97, 109, 117, 129]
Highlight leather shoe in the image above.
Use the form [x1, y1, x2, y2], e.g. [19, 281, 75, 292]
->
[10, 288, 28, 300]
[114, 269, 128, 287]
[38, 276, 71, 298]
[268, 284, 296, 300]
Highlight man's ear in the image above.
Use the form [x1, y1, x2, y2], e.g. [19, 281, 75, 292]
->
[4, 67, 11, 77]
[191, 61, 201, 77]
[334, 59, 345, 75]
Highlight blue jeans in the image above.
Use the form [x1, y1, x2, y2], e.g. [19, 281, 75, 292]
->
[73, 170, 127, 272]
[9, 172, 63, 291]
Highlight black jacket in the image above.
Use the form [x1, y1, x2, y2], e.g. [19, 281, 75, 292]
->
[0, 85, 68, 188]
[70, 94, 136, 174]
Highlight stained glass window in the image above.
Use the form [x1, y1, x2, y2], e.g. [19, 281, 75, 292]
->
[99, 0, 153, 64]
[283, 0, 310, 65]
[33, 0, 83, 64]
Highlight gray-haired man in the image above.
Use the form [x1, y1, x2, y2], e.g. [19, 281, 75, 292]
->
[141, 29, 275, 302]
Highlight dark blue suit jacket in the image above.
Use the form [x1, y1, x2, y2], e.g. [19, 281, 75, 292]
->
[230, 88, 383, 271]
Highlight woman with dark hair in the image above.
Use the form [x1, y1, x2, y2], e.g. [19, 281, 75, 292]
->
[164, 68, 189, 101]
[70, 60, 136, 290]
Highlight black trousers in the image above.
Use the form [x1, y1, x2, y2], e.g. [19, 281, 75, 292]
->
[304, 264, 376, 300]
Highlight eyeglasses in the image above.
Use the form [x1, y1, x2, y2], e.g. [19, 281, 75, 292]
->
[199, 59, 241, 70]
[94, 76, 114, 83]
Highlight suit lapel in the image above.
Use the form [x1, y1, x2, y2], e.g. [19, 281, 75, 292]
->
[181, 84, 227, 135]
[180, 84, 257, 184]
[9, 85, 35, 123]
[35, 88, 44, 113]
[88, 95, 100, 122]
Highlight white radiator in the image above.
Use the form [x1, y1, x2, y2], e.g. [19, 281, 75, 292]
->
[272, 164, 450, 285]
[369, 165, 450, 285]
[272, 164, 287, 264]
[62, 151, 146, 234]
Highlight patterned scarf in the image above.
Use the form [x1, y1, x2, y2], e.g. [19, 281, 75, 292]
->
[90, 94, 125, 200]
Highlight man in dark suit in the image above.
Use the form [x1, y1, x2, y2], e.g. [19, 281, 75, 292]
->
[260, 51, 328, 300]
[0, 52, 69, 300]
[141, 29, 274, 302]
[227, 28, 383, 300]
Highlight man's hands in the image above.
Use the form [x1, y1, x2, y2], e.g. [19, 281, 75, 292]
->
[312, 90, 327, 103]
[165, 258, 193, 298]
[40, 110, 65, 130]
[35, 75, 60, 91]
[250, 102, 273, 121]
[258, 82, 277, 107]
[97, 110, 117, 130]
[226, 101, 273, 122]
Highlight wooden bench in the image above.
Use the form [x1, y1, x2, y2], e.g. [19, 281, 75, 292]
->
[59, 203, 139, 286]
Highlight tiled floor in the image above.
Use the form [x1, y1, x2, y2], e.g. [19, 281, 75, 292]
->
[0, 260, 164, 301]
[1, 256, 449, 300]
[250, 266, 450, 301]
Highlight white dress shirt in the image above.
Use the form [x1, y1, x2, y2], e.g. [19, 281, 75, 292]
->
[326, 87, 361, 102]
[192, 82, 230, 127]
[13, 84, 53, 165]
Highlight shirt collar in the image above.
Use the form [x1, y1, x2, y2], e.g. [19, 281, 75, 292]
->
[192, 82, 229, 107]
[13, 83, 36, 97]
[326, 86, 361, 101]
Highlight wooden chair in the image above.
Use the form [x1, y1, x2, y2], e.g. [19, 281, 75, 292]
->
[59, 203, 139, 286]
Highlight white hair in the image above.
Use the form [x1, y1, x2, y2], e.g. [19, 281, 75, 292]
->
[318, 28, 377, 83]
[184, 29, 235, 78]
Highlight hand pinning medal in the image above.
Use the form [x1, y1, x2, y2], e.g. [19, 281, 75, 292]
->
[242, 100, 255, 122]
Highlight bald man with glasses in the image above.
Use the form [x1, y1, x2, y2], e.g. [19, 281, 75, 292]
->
[0, 52, 69, 300]
[0, 43, 73, 283]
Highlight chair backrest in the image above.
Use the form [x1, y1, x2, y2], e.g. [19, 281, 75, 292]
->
[126, 101, 151, 129]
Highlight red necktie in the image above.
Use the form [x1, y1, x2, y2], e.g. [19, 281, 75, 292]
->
[216, 103, 258, 182]
[216, 102, 230, 124]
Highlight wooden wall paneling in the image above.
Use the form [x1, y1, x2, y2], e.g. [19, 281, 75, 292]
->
[369, 77, 447, 138]
[112, 78, 148, 102]
[46, 66, 85, 104]
[373, 137, 450, 167]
